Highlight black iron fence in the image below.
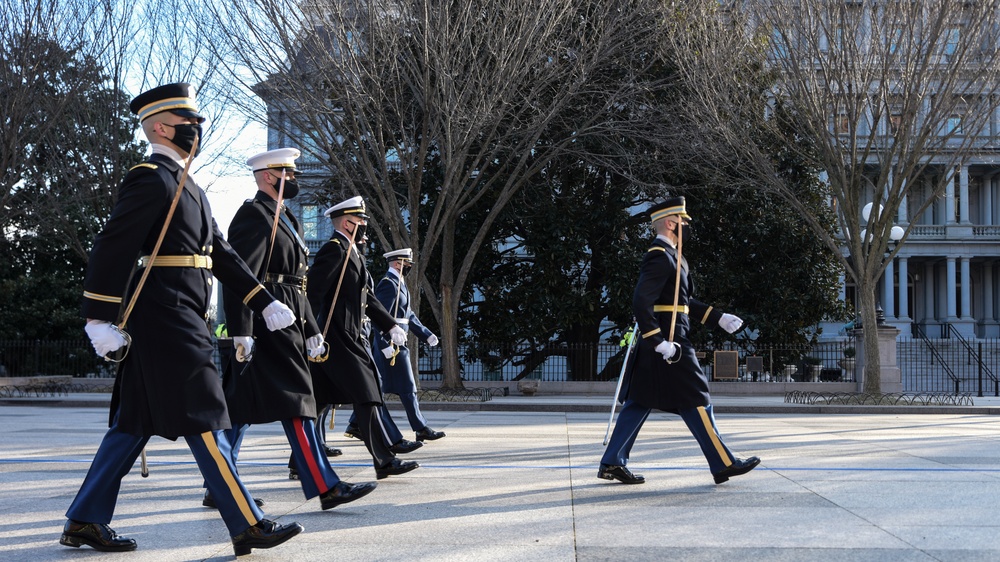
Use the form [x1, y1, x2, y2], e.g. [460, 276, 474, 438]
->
[415, 339, 862, 383]
[0, 340, 115, 378]
[900, 336, 1000, 396]
[2, 337, 996, 395]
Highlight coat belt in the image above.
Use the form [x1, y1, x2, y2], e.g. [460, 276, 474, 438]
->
[394, 318, 409, 324]
[653, 304, 689, 314]
[263, 273, 307, 290]
[138, 254, 213, 269]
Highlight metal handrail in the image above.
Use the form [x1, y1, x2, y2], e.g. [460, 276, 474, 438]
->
[914, 324, 961, 393]
[946, 325, 999, 396]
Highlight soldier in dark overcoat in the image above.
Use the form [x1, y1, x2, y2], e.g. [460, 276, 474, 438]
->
[62, 83, 303, 557]
[307, 196, 420, 479]
[372, 248, 446, 441]
[342, 267, 425, 452]
[218, 148, 376, 510]
[599, 197, 760, 486]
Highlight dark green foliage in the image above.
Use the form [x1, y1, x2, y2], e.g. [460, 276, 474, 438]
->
[0, 34, 144, 340]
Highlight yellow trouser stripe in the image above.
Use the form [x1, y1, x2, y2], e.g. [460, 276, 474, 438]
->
[696, 406, 731, 468]
[199, 432, 256, 525]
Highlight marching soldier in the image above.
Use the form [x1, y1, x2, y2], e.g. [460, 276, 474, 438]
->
[599, 196, 760, 485]
[372, 248, 445, 441]
[342, 269, 426, 451]
[216, 148, 376, 509]
[307, 196, 420, 479]
[62, 83, 302, 556]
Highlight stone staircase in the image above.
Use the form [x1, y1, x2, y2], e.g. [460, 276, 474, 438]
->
[898, 338, 1000, 394]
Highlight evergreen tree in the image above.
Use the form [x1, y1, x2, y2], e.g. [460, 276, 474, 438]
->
[0, 33, 144, 340]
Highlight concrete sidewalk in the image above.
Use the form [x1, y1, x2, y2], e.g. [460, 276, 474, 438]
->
[3, 403, 1000, 561]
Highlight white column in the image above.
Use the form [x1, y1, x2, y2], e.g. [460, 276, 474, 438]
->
[883, 259, 896, 318]
[984, 177, 994, 225]
[946, 168, 957, 225]
[923, 177, 935, 225]
[898, 257, 909, 319]
[960, 164, 970, 224]
[984, 263, 995, 323]
[925, 262, 936, 324]
[961, 257, 972, 319]
[947, 257, 958, 320]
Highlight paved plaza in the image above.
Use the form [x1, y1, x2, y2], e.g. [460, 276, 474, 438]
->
[2, 396, 1000, 561]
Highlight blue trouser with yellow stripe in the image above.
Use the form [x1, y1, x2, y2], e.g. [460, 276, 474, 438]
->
[227, 417, 341, 499]
[66, 410, 262, 537]
[601, 399, 736, 474]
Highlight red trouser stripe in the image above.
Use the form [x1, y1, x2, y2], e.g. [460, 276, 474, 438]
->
[292, 418, 329, 494]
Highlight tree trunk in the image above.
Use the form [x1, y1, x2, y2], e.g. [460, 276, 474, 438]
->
[439, 217, 464, 390]
[439, 283, 464, 390]
[857, 274, 882, 395]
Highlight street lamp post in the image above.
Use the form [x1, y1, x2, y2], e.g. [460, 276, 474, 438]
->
[852, 201, 905, 394]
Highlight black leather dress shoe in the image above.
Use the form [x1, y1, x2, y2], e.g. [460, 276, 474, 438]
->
[713, 456, 761, 484]
[375, 458, 420, 479]
[320, 481, 378, 510]
[415, 427, 446, 441]
[324, 445, 343, 457]
[389, 439, 423, 454]
[231, 518, 303, 556]
[59, 520, 137, 552]
[343, 425, 362, 440]
[597, 464, 645, 484]
[203, 490, 264, 508]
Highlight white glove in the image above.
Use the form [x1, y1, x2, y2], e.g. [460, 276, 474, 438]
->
[84, 320, 127, 357]
[427, 334, 439, 347]
[306, 333, 325, 359]
[233, 336, 254, 362]
[262, 300, 296, 331]
[381, 345, 395, 358]
[389, 325, 407, 347]
[654, 340, 680, 363]
[719, 313, 743, 334]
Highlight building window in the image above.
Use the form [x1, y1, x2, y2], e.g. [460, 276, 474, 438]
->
[301, 204, 321, 241]
[946, 115, 963, 135]
[887, 27, 903, 54]
[889, 114, 903, 135]
[944, 27, 960, 58]
[833, 114, 851, 134]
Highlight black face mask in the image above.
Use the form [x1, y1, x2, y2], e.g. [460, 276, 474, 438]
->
[670, 222, 693, 243]
[273, 176, 298, 199]
[346, 221, 367, 242]
[401, 263, 413, 276]
[166, 123, 203, 156]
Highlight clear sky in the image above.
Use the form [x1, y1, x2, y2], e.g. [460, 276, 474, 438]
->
[200, 122, 267, 236]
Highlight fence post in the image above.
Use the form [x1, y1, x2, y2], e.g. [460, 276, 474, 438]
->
[978, 341, 983, 398]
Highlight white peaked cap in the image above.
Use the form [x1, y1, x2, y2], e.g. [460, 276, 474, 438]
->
[383, 248, 413, 261]
[324, 195, 368, 218]
[246, 147, 300, 172]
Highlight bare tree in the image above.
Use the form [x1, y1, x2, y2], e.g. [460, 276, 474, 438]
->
[664, 0, 1000, 393]
[203, 0, 678, 388]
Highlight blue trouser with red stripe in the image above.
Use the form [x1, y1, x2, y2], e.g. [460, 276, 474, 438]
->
[66, 409, 263, 537]
[601, 399, 737, 474]
[228, 417, 340, 499]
